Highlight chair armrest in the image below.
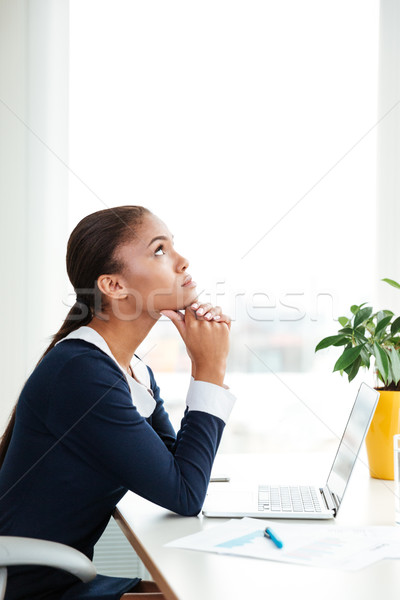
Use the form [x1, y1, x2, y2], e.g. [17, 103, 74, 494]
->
[0, 537, 96, 583]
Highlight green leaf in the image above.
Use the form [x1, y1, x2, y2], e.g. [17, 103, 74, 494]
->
[384, 350, 394, 386]
[385, 336, 400, 346]
[375, 315, 392, 337]
[338, 327, 354, 335]
[360, 346, 371, 369]
[386, 361, 393, 386]
[333, 345, 364, 372]
[353, 328, 367, 343]
[315, 335, 347, 352]
[377, 372, 386, 385]
[347, 355, 362, 383]
[391, 317, 400, 336]
[338, 316, 349, 327]
[382, 278, 400, 290]
[387, 348, 400, 386]
[373, 342, 389, 383]
[333, 338, 351, 347]
[354, 307, 373, 329]
[350, 303, 367, 316]
[376, 310, 386, 323]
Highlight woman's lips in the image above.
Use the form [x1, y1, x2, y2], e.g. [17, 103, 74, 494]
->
[182, 277, 197, 288]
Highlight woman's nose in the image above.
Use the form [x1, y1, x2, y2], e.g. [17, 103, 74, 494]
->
[177, 252, 189, 271]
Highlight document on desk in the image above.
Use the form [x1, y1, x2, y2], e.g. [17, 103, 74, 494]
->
[165, 518, 400, 571]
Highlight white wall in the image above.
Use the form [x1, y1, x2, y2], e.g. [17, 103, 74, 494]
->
[0, 0, 27, 428]
[0, 0, 69, 429]
[376, 0, 400, 309]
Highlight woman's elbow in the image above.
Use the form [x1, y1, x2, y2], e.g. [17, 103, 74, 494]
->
[172, 493, 204, 517]
[176, 504, 202, 517]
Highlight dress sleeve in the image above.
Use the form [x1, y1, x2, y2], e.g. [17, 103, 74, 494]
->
[46, 353, 233, 517]
[144, 365, 176, 452]
[186, 376, 236, 423]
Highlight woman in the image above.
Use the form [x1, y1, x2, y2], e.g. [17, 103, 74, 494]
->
[0, 206, 235, 599]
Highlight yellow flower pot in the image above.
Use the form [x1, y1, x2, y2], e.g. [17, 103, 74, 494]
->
[365, 390, 400, 480]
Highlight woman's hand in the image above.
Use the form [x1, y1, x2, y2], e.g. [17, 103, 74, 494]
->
[160, 304, 231, 387]
[189, 302, 231, 327]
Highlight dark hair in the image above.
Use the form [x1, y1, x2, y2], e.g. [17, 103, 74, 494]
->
[0, 205, 151, 468]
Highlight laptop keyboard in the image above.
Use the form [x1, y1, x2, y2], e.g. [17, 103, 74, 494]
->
[258, 485, 322, 513]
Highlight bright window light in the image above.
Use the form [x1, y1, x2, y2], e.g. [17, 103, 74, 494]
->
[69, 1, 379, 451]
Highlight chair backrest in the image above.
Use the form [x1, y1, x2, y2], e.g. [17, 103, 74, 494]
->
[0, 537, 97, 600]
[0, 568, 6, 600]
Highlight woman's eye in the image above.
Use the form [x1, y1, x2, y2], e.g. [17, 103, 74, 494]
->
[154, 244, 165, 256]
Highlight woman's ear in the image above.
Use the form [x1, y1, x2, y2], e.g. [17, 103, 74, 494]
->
[97, 275, 128, 300]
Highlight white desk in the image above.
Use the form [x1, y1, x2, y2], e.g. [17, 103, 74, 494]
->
[114, 453, 400, 600]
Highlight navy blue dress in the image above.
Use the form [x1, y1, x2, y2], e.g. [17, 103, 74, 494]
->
[0, 339, 226, 599]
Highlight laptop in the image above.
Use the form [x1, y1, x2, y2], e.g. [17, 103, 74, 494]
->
[202, 382, 379, 520]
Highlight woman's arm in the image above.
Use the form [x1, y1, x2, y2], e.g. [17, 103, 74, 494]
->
[145, 365, 176, 452]
[47, 353, 234, 517]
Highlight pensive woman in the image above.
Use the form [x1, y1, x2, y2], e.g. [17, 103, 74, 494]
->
[0, 206, 235, 599]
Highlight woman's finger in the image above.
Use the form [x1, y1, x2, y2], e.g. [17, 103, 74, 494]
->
[191, 303, 226, 320]
[213, 312, 231, 324]
[190, 302, 213, 319]
[189, 302, 232, 324]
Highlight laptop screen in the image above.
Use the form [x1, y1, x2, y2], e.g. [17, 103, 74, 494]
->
[326, 382, 379, 507]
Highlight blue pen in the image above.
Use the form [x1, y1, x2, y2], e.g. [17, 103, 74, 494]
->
[264, 527, 284, 549]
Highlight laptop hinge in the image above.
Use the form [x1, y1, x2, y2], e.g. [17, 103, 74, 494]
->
[320, 486, 338, 516]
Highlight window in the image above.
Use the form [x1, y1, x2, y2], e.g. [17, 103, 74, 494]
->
[69, 0, 379, 452]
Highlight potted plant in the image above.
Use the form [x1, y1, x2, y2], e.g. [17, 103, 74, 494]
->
[315, 278, 400, 480]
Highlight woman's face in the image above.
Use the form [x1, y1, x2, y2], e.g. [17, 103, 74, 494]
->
[114, 212, 198, 317]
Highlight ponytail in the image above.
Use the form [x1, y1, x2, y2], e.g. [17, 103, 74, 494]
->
[36, 297, 94, 366]
[0, 205, 151, 469]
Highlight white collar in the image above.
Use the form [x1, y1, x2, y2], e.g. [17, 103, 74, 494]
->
[55, 326, 156, 418]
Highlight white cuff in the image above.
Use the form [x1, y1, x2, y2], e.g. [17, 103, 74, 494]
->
[186, 376, 236, 424]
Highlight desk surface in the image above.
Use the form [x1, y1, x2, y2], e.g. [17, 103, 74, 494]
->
[114, 452, 400, 600]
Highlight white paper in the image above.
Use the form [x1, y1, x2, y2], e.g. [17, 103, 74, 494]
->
[165, 518, 400, 571]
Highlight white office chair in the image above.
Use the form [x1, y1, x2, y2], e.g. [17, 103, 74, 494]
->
[0, 536, 97, 599]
